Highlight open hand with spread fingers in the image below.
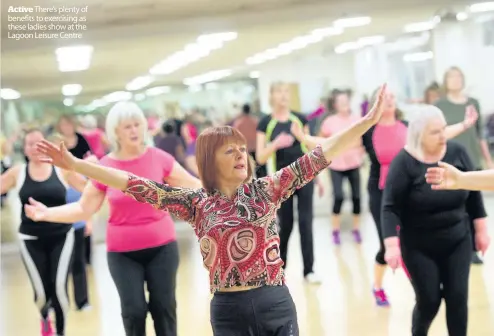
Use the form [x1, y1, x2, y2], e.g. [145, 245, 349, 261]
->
[24, 197, 48, 222]
[425, 161, 462, 190]
[36, 139, 77, 171]
[365, 83, 387, 125]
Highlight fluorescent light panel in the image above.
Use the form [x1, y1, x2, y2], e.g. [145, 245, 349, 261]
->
[249, 71, 260, 78]
[0, 88, 21, 100]
[470, 2, 494, 13]
[62, 84, 82, 96]
[145, 86, 171, 96]
[55, 45, 93, 72]
[103, 91, 132, 103]
[334, 16, 371, 28]
[404, 20, 437, 33]
[150, 32, 237, 75]
[334, 35, 385, 54]
[126, 76, 154, 91]
[63, 98, 74, 106]
[183, 69, 232, 86]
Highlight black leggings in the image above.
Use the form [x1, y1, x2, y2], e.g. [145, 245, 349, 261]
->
[401, 228, 471, 336]
[19, 229, 75, 335]
[210, 285, 298, 336]
[330, 168, 361, 215]
[368, 186, 386, 265]
[71, 227, 89, 309]
[278, 182, 314, 276]
[107, 241, 179, 336]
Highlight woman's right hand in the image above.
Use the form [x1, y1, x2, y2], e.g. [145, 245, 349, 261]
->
[425, 161, 461, 190]
[273, 132, 294, 149]
[24, 197, 48, 222]
[36, 140, 77, 171]
[384, 245, 402, 270]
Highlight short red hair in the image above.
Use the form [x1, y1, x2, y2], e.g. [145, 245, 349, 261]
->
[196, 126, 255, 193]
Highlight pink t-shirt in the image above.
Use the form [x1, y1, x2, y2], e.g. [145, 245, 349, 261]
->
[320, 114, 364, 171]
[93, 147, 177, 252]
[372, 122, 408, 189]
[82, 129, 106, 159]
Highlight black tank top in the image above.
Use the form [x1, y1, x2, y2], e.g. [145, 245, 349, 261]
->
[18, 164, 70, 237]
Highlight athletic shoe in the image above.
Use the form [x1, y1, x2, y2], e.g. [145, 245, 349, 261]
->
[332, 230, 341, 245]
[40, 317, 54, 336]
[373, 288, 390, 307]
[352, 229, 362, 243]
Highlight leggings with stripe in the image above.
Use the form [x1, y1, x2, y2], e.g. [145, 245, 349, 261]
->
[19, 228, 75, 335]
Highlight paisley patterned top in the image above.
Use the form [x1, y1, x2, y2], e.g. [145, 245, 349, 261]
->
[124, 145, 330, 293]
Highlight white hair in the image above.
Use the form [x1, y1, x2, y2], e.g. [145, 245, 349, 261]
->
[405, 105, 446, 159]
[105, 101, 148, 150]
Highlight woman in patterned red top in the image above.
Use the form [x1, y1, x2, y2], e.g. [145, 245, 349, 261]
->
[30, 86, 387, 335]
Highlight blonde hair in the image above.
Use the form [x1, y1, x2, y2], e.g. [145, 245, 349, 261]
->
[105, 102, 148, 150]
[442, 66, 465, 93]
[405, 105, 446, 160]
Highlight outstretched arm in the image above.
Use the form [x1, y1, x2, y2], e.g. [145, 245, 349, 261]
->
[267, 84, 387, 203]
[36, 140, 199, 222]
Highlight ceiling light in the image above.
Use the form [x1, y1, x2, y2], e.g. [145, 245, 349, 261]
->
[334, 16, 371, 28]
[63, 98, 74, 106]
[183, 69, 232, 86]
[335, 42, 360, 54]
[126, 76, 153, 91]
[62, 84, 82, 96]
[357, 35, 385, 46]
[249, 71, 260, 78]
[145, 86, 171, 96]
[103, 91, 132, 103]
[0, 88, 21, 100]
[456, 12, 469, 21]
[55, 45, 93, 72]
[312, 26, 343, 37]
[404, 20, 437, 33]
[134, 93, 146, 101]
[470, 2, 494, 13]
[149, 32, 237, 75]
[403, 51, 434, 62]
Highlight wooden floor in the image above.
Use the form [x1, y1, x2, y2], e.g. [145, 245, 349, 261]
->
[2, 192, 494, 335]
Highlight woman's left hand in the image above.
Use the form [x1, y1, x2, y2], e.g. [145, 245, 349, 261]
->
[364, 83, 387, 125]
[463, 105, 479, 129]
[475, 231, 490, 256]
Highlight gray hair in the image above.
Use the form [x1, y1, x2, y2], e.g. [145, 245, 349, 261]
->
[105, 102, 148, 150]
[405, 105, 446, 160]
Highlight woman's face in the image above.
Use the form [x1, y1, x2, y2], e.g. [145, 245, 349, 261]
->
[445, 69, 464, 93]
[58, 118, 75, 136]
[214, 141, 248, 186]
[381, 91, 397, 117]
[115, 117, 144, 150]
[24, 131, 44, 161]
[422, 117, 447, 155]
[334, 93, 351, 114]
[271, 85, 290, 109]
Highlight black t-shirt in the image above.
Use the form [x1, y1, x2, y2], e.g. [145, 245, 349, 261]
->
[381, 141, 487, 240]
[69, 133, 92, 159]
[362, 120, 408, 191]
[257, 112, 308, 171]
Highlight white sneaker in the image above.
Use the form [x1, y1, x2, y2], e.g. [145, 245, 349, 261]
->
[304, 272, 322, 284]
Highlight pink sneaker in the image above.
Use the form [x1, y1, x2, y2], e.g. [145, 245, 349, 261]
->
[373, 288, 390, 307]
[41, 318, 54, 336]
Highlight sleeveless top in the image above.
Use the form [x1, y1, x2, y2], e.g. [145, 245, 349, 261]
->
[18, 164, 69, 237]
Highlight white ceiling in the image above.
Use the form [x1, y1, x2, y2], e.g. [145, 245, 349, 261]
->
[1, 0, 473, 103]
